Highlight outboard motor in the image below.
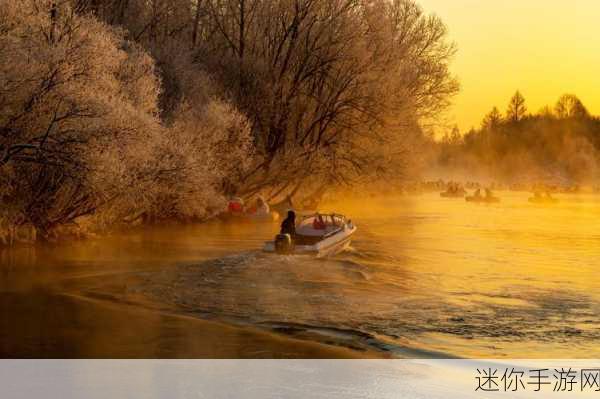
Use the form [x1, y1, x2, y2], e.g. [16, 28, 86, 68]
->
[274, 234, 294, 254]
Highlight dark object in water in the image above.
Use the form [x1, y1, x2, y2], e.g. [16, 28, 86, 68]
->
[275, 234, 294, 254]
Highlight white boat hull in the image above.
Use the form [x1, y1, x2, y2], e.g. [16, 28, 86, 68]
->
[264, 225, 356, 258]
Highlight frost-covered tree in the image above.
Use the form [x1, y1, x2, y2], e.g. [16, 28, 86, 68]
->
[0, 0, 161, 235]
[60, 0, 460, 199]
[0, 0, 254, 239]
[193, 0, 458, 194]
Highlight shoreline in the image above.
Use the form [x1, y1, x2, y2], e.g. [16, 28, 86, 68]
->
[0, 290, 378, 359]
[66, 260, 455, 360]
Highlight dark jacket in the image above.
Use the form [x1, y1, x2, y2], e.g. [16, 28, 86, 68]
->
[280, 211, 296, 236]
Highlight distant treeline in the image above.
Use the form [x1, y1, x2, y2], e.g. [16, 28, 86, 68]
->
[0, 0, 457, 243]
[436, 92, 600, 184]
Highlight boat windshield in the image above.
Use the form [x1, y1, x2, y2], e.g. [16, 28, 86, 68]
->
[297, 214, 345, 237]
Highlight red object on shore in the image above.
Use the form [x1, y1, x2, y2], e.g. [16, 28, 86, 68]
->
[228, 201, 243, 213]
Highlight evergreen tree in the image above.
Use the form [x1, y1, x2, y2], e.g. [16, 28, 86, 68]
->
[506, 91, 527, 122]
[482, 106, 502, 130]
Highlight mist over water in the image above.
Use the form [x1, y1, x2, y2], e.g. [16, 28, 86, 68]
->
[1, 192, 600, 358]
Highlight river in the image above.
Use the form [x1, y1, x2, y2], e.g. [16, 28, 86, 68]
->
[1, 191, 599, 358]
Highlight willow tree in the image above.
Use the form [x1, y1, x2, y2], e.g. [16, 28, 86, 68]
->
[0, 0, 160, 236]
[0, 0, 254, 238]
[63, 0, 458, 197]
[192, 0, 458, 196]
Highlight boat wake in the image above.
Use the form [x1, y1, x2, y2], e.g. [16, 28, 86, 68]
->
[113, 243, 600, 358]
[119, 250, 444, 357]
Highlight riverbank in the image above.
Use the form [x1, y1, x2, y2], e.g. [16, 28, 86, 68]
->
[0, 290, 374, 359]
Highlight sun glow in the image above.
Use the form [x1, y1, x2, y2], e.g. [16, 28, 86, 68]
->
[418, 0, 600, 130]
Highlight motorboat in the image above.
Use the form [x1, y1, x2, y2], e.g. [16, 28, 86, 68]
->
[264, 213, 356, 258]
[440, 184, 467, 198]
[220, 197, 280, 222]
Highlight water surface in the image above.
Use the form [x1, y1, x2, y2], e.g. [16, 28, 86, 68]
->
[1, 192, 599, 358]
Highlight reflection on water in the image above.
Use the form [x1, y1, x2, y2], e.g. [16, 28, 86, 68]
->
[1, 192, 599, 358]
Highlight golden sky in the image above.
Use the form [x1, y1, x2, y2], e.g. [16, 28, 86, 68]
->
[418, 0, 600, 131]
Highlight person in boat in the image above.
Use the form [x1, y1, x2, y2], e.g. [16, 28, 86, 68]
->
[473, 188, 482, 199]
[485, 188, 493, 199]
[228, 197, 245, 214]
[253, 196, 270, 216]
[312, 214, 326, 230]
[280, 210, 296, 237]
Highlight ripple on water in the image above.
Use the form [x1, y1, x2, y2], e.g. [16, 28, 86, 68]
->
[102, 192, 600, 358]
[124, 245, 600, 358]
